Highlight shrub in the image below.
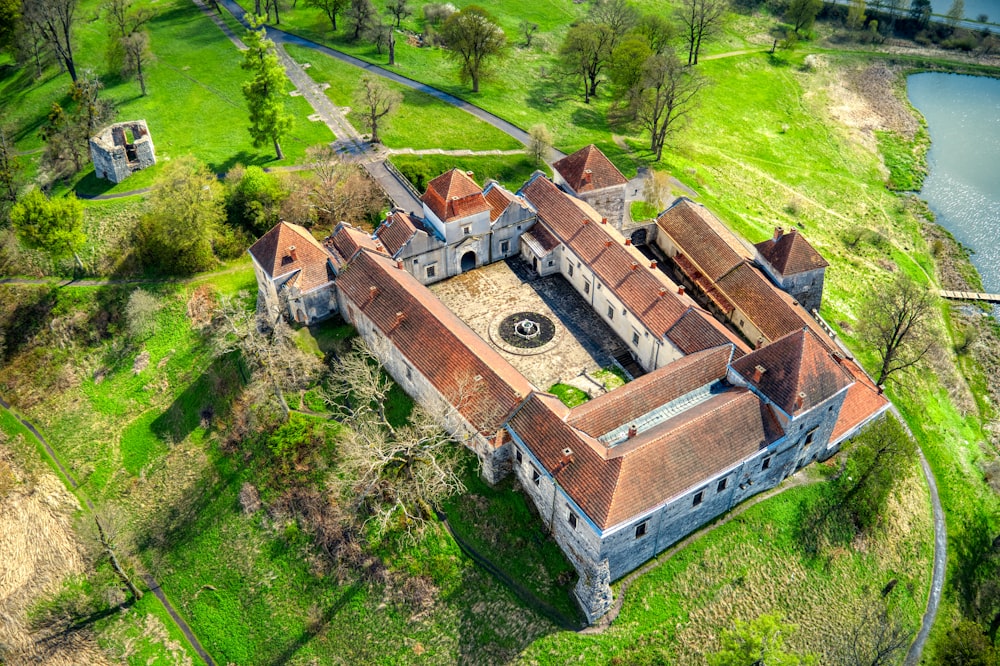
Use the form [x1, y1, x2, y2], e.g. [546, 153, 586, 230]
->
[225, 165, 288, 236]
[423, 3, 455, 25]
[125, 289, 161, 340]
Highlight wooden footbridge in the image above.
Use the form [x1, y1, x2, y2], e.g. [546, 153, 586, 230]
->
[940, 290, 1000, 303]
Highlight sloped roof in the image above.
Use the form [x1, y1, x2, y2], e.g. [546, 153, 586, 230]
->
[509, 386, 777, 530]
[375, 211, 419, 257]
[483, 182, 515, 222]
[553, 145, 628, 194]
[521, 176, 688, 339]
[568, 346, 732, 437]
[731, 327, 851, 416]
[336, 249, 534, 434]
[830, 357, 890, 443]
[755, 229, 829, 276]
[248, 221, 334, 292]
[666, 308, 749, 358]
[657, 199, 744, 282]
[327, 223, 387, 263]
[422, 168, 491, 222]
[715, 263, 806, 342]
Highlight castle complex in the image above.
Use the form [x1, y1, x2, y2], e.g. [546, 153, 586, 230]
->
[249, 145, 890, 622]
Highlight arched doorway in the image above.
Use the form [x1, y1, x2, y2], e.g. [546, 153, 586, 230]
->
[460, 251, 476, 273]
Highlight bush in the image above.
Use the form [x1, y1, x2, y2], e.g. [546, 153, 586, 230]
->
[125, 289, 161, 340]
[225, 165, 288, 236]
[943, 35, 978, 51]
[423, 3, 455, 25]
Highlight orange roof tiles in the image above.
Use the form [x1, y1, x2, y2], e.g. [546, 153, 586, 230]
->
[422, 168, 491, 222]
[521, 176, 688, 339]
[732, 328, 851, 416]
[657, 199, 745, 282]
[248, 221, 334, 292]
[375, 211, 419, 256]
[830, 358, 890, 442]
[553, 145, 628, 194]
[336, 249, 534, 434]
[756, 229, 829, 276]
[327, 223, 387, 263]
[667, 309, 749, 358]
[715, 263, 806, 342]
[483, 183, 515, 222]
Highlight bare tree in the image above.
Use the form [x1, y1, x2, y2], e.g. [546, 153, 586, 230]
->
[122, 30, 151, 95]
[304, 0, 348, 31]
[676, 0, 728, 66]
[528, 123, 553, 167]
[302, 144, 387, 227]
[519, 19, 538, 47]
[832, 600, 912, 666]
[356, 75, 400, 145]
[590, 0, 639, 49]
[385, 0, 410, 28]
[21, 0, 78, 81]
[324, 337, 398, 433]
[636, 50, 704, 161]
[346, 0, 376, 40]
[92, 508, 143, 601]
[857, 273, 935, 387]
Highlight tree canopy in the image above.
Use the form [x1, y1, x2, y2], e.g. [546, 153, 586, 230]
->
[440, 5, 506, 93]
[10, 189, 85, 268]
[709, 613, 817, 666]
[241, 17, 293, 160]
[857, 272, 936, 386]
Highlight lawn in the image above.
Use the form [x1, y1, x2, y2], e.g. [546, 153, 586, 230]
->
[548, 383, 590, 408]
[390, 153, 543, 193]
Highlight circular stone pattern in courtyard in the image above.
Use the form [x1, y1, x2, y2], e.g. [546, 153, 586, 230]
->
[498, 312, 556, 349]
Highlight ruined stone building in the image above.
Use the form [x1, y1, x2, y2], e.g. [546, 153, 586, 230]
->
[249, 145, 890, 622]
[89, 120, 156, 183]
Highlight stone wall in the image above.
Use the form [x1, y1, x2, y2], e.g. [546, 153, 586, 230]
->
[580, 185, 627, 230]
[89, 120, 155, 184]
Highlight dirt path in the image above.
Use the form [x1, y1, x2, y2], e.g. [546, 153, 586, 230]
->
[0, 395, 217, 665]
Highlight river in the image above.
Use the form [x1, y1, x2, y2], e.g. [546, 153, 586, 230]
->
[907, 72, 1000, 296]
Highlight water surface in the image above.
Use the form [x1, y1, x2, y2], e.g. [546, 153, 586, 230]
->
[907, 72, 1000, 294]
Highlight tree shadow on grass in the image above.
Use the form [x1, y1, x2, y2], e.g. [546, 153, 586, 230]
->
[150, 354, 245, 445]
[263, 582, 365, 666]
[0, 286, 59, 363]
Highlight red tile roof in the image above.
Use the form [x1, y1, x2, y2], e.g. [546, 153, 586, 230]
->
[327, 223, 387, 263]
[657, 199, 744, 282]
[375, 211, 419, 257]
[336, 249, 534, 434]
[248, 221, 334, 292]
[521, 176, 689, 339]
[568, 346, 732, 437]
[483, 183, 515, 222]
[755, 229, 829, 276]
[666, 308, 749, 358]
[830, 357, 890, 443]
[731, 327, 851, 416]
[715, 263, 806, 342]
[422, 168, 491, 222]
[509, 386, 777, 529]
[553, 145, 628, 194]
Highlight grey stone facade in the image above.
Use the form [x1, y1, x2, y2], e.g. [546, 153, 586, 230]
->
[89, 120, 156, 183]
[577, 184, 627, 230]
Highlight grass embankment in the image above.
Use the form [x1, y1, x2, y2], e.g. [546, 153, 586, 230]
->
[0, 0, 331, 199]
[0, 275, 581, 664]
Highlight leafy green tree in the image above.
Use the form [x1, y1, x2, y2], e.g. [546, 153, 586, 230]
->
[225, 164, 288, 235]
[40, 74, 115, 179]
[607, 35, 653, 119]
[909, 0, 931, 28]
[241, 17, 293, 160]
[0, 0, 19, 53]
[634, 12, 675, 54]
[10, 189, 86, 270]
[946, 0, 965, 27]
[137, 156, 222, 274]
[440, 5, 506, 93]
[709, 613, 818, 666]
[936, 619, 1000, 665]
[786, 0, 823, 36]
[848, 0, 868, 31]
[304, 0, 348, 31]
[0, 122, 22, 202]
[559, 22, 614, 103]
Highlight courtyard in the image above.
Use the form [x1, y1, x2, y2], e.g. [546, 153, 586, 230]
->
[429, 259, 629, 393]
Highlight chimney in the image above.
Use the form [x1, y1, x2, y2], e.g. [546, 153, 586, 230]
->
[396, 260, 404, 270]
[390, 311, 405, 331]
[583, 169, 592, 183]
[650, 260, 657, 269]
[605, 240, 612, 248]
[375, 244, 385, 253]
[601, 217, 608, 224]
[627, 425, 637, 439]
[466, 170, 474, 177]
[631, 261, 639, 271]
[677, 285, 686, 295]
[367, 285, 378, 304]
[752, 364, 766, 382]
[625, 238, 632, 246]
[794, 391, 806, 411]
[773, 226, 783, 242]
[583, 218, 590, 225]
[658, 288, 667, 297]
[288, 245, 298, 261]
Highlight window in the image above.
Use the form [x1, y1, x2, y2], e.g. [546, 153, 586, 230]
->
[500, 240, 510, 253]
[584, 281, 591, 295]
[568, 263, 574, 276]
[405, 365, 413, 381]
[762, 456, 772, 471]
[412, 258, 419, 265]
[462, 225, 471, 236]
[517, 225, 522, 231]
[548, 260, 554, 266]
[531, 466, 540, 486]
[632, 331, 640, 346]
[426, 264, 437, 278]
[635, 521, 648, 539]
[693, 491, 704, 506]
[567, 508, 578, 529]
[515, 448, 523, 464]
[805, 429, 816, 445]
[717, 477, 728, 492]
[607, 305, 614, 320]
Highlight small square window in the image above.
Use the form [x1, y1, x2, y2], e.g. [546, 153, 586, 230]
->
[463, 225, 471, 235]
[805, 430, 816, 445]
[693, 491, 704, 506]
[531, 466, 540, 486]
[584, 281, 591, 295]
[632, 331, 640, 346]
[426, 265, 437, 278]
[515, 448, 523, 464]
[762, 456, 772, 471]
[717, 477, 728, 492]
[548, 260, 554, 266]
[568, 263, 574, 276]
[517, 225, 522, 230]
[635, 521, 647, 539]
[607, 305, 614, 320]
[405, 365, 413, 380]
[500, 240, 510, 253]
[567, 508, 578, 529]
